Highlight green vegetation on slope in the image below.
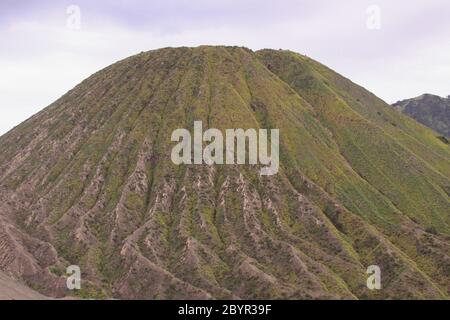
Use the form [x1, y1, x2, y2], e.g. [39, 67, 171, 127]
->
[0, 46, 448, 299]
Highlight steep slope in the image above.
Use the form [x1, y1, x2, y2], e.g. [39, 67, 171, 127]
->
[0, 270, 49, 299]
[392, 94, 450, 138]
[0, 46, 449, 299]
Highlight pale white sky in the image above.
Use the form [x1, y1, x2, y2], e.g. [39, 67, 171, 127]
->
[1, 0, 449, 135]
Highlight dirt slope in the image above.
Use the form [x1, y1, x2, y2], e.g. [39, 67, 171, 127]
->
[0, 270, 48, 300]
[0, 46, 448, 299]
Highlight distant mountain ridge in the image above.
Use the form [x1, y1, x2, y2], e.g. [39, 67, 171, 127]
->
[392, 94, 450, 137]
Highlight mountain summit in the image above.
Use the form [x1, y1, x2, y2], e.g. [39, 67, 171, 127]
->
[392, 93, 450, 137]
[0, 46, 449, 299]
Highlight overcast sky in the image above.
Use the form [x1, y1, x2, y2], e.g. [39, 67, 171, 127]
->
[1, 0, 449, 135]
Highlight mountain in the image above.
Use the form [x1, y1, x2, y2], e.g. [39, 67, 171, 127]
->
[0, 46, 449, 299]
[392, 94, 450, 138]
